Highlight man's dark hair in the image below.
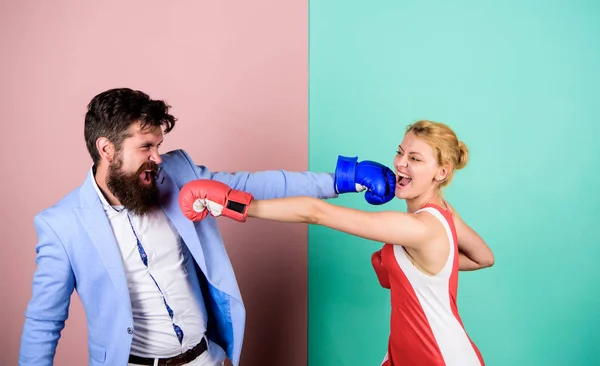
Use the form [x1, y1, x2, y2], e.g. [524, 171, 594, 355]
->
[84, 88, 177, 164]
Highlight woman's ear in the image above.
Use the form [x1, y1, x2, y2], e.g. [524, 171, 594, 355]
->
[436, 164, 450, 182]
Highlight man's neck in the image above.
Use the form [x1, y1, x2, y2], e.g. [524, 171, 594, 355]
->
[94, 164, 122, 206]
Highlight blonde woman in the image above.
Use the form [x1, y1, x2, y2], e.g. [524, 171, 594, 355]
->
[180, 120, 494, 366]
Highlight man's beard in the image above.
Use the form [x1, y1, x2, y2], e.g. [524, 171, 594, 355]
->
[106, 157, 160, 216]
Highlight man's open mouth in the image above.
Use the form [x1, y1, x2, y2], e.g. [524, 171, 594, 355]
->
[140, 169, 156, 185]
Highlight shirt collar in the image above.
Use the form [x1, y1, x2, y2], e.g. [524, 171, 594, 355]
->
[89, 166, 125, 213]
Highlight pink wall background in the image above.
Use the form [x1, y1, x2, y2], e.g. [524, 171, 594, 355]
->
[1, 1, 308, 365]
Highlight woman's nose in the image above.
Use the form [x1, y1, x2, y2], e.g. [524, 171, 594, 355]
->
[395, 156, 408, 168]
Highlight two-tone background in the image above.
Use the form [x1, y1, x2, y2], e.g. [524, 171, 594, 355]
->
[2, 1, 599, 365]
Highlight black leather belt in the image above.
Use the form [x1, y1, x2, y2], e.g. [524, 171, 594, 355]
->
[128, 338, 208, 366]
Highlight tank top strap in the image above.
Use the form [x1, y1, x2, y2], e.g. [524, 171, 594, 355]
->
[414, 204, 459, 274]
[417, 202, 456, 240]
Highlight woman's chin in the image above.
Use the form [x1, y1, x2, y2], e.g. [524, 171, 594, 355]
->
[395, 184, 425, 201]
[395, 187, 410, 200]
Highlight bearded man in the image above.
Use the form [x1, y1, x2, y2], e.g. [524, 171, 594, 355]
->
[18, 88, 397, 366]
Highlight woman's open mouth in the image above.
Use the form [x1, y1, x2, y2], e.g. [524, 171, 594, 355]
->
[397, 172, 412, 188]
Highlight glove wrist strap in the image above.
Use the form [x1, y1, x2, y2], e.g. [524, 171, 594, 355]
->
[334, 155, 358, 193]
[223, 190, 254, 222]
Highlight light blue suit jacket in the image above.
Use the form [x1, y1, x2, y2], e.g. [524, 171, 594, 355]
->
[19, 149, 337, 366]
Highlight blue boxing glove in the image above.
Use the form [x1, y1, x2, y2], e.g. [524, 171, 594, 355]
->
[334, 155, 396, 205]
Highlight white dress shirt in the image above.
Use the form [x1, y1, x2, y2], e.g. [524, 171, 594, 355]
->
[91, 170, 209, 358]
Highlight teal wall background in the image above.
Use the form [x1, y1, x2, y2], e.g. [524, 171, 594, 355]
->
[308, 1, 600, 365]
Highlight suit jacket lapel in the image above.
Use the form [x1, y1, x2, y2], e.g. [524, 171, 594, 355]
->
[76, 172, 131, 309]
[157, 169, 208, 276]
[74, 168, 209, 307]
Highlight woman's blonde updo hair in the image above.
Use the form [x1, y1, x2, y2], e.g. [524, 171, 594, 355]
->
[405, 120, 468, 188]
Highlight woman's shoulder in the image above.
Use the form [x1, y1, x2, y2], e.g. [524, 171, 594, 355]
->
[414, 204, 455, 241]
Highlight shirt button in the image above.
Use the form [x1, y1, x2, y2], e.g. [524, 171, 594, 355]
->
[127, 327, 133, 335]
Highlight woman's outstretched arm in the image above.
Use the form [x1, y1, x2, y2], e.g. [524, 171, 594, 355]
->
[179, 179, 434, 249]
[248, 196, 433, 249]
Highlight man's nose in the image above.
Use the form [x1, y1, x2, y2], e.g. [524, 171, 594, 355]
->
[150, 150, 162, 165]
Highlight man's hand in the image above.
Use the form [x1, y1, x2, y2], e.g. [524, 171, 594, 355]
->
[334, 156, 396, 205]
[179, 179, 254, 222]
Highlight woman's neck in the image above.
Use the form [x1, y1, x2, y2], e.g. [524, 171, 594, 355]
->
[406, 188, 445, 213]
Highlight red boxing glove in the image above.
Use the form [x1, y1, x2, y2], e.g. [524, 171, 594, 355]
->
[178, 179, 254, 222]
[371, 249, 390, 289]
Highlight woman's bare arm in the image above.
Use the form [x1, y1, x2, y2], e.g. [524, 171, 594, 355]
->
[247, 196, 434, 249]
[446, 202, 495, 270]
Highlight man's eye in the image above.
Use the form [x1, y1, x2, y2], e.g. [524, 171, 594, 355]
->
[396, 150, 402, 155]
[411, 157, 420, 161]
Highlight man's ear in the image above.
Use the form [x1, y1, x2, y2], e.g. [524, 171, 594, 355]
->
[96, 137, 115, 163]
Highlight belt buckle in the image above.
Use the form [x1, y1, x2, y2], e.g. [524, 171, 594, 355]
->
[164, 355, 183, 366]
[161, 339, 206, 366]
[163, 347, 192, 366]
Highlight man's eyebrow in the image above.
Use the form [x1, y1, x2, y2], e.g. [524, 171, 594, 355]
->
[141, 139, 163, 145]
